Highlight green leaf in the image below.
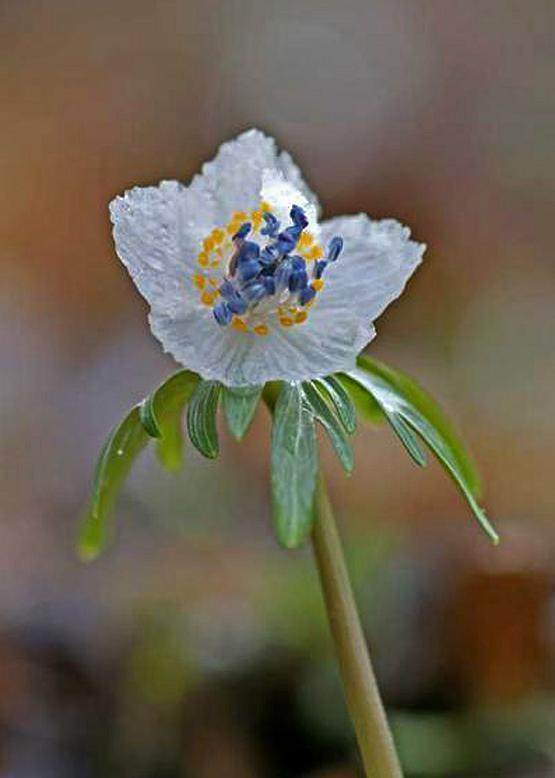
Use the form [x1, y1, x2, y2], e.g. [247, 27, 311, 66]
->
[186, 380, 221, 458]
[315, 375, 357, 434]
[383, 411, 427, 467]
[362, 356, 481, 494]
[303, 381, 354, 474]
[78, 406, 149, 561]
[338, 373, 384, 425]
[222, 385, 262, 440]
[140, 370, 199, 470]
[271, 382, 318, 548]
[346, 357, 499, 544]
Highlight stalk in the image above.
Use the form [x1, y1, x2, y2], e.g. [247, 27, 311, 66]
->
[311, 475, 403, 778]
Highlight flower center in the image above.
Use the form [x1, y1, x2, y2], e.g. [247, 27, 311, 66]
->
[192, 203, 343, 336]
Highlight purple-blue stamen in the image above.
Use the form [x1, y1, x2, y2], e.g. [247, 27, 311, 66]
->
[299, 286, 317, 306]
[327, 236, 343, 262]
[314, 260, 327, 279]
[233, 222, 252, 240]
[290, 204, 308, 229]
[261, 212, 280, 237]
[213, 300, 232, 326]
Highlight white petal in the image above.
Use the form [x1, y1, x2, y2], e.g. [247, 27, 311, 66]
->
[317, 215, 425, 322]
[110, 180, 216, 316]
[149, 305, 373, 387]
[197, 128, 320, 223]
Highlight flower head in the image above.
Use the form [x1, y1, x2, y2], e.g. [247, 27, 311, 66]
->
[110, 130, 425, 386]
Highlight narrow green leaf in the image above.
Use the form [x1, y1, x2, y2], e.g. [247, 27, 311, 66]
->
[315, 375, 357, 434]
[186, 380, 221, 458]
[383, 411, 427, 467]
[140, 370, 199, 470]
[337, 373, 385, 425]
[271, 382, 318, 548]
[346, 359, 499, 544]
[303, 382, 354, 474]
[222, 385, 262, 440]
[360, 356, 481, 495]
[78, 406, 148, 561]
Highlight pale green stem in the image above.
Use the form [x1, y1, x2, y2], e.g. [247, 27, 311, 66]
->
[311, 475, 403, 778]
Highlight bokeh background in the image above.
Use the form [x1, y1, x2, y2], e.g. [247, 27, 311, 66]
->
[2, 1, 555, 775]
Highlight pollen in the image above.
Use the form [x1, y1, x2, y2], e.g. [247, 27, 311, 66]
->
[279, 316, 294, 327]
[254, 324, 269, 336]
[197, 251, 209, 267]
[294, 311, 307, 324]
[251, 210, 263, 229]
[193, 273, 206, 289]
[211, 228, 224, 244]
[232, 317, 248, 332]
[259, 201, 271, 212]
[203, 237, 215, 252]
[297, 231, 313, 249]
[312, 279, 324, 292]
[227, 221, 241, 235]
[232, 211, 248, 222]
[201, 291, 217, 306]
[305, 245, 324, 260]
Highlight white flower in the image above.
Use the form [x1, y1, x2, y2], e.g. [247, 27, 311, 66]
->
[110, 129, 425, 387]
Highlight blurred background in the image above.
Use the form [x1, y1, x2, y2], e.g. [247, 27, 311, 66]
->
[2, 0, 555, 775]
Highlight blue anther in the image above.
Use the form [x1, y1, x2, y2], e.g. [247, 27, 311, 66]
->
[233, 222, 252, 240]
[276, 226, 301, 254]
[260, 244, 279, 265]
[238, 240, 260, 261]
[227, 295, 248, 315]
[299, 286, 317, 306]
[288, 270, 309, 293]
[314, 260, 327, 279]
[263, 276, 276, 295]
[261, 212, 280, 237]
[291, 255, 306, 272]
[243, 282, 267, 303]
[327, 236, 343, 261]
[275, 258, 293, 288]
[213, 301, 232, 326]
[237, 259, 261, 283]
[290, 204, 308, 229]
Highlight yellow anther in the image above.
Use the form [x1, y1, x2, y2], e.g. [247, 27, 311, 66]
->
[254, 324, 269, 336]
[251, 211, 263, 228]
[201, 291, 217, 306]
[203, 237, 215, 252]
[232, 317, 248, 332]
[305, 245, 324, 260]
[227, 220, 241, 235]
[259, 201, 271, 212]
[197, 251, 209, 267]
[297, 231, 313, 249]
[232, 211, 247, 222]
[294, 311, 307, 324]
[279, 316, 294, 327]
[208, 278, 218, 288]
[211, 260, 220, 269]
[211, 228, 224, 244]
[312, 279, 324, 292]
[193, 273, 206, 290]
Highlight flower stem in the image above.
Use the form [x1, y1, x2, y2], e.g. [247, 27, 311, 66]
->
[311, 475, 403, 778]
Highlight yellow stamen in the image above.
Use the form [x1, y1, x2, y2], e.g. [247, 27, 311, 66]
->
[203, 237, 215, 252]
[279, 316, 294, 327]
[201, 291, 217, 306]
[305, 245, 324, 260]
[297, 231, 313, 249]
[294, 311, 307, 324]
[259, 201, 271, 212]
[227, 221, 241, 235]
[197, 251, 209, 267]
[211, 260, 220, 269]
[193, 273, 206, 290]
[251, 211, 263, 229]
[211, 228, 224, 244]
[232, 317, 248, 332]
[312, 279, 324, 292]
[232, 210, 247, 222]
[208, 278, 218, 288]
[254, 324, 269, 336]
